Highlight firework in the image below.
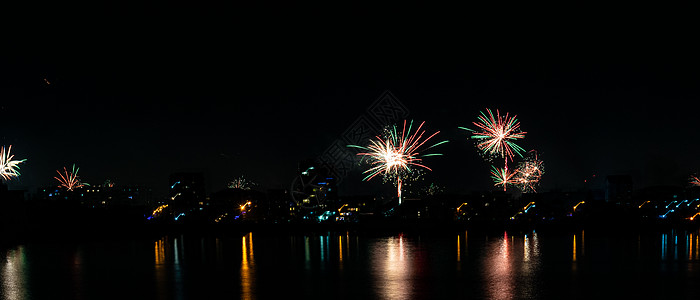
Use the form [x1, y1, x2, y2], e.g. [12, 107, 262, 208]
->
[55, 164, 85, 191]
[459, 108, 526, 164]
[422, 182, 445, 196]
[0, 145, 26, 181]
[690, 175, 700, 187]
[513, 151, 544, 193]
[228, 176, 255, 190]
[491, 165, 516, 191]
[348, 120, 448, 204]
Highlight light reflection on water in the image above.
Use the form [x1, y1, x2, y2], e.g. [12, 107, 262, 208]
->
[241, 232, 254, 300]
[371, 234, 412, 299]
[1, 245, 27, 300]
[8, 229, 700, 299]
[482, 231, 542, 300]
[658, 229, 700, 262]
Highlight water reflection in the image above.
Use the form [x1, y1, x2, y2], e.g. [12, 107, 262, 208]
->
[482, 231, 542, 300]
[654, 230, 700, 263]
[457, 234, 461, 262]
[573, 234, 577, 262]
[661, 233, 668, 260]
[1, 246, 28, 300]
[17, 230, 700, 299]
[371, 234, 412, 299]
[485, 232, 515, 300]
[338, 236, 342, 263]
[304, 236, 311, 269]
[153, 236, 184, 300]
[241, 232, 255, 300]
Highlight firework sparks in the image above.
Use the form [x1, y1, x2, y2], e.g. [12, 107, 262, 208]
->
[228, 176, 255, 190]
[348, 120, 448, 204]
[0, 145, 26, 181]
[690, 175, 700, 187]
[491, 165, 516, 191]
[459, 108, 526, 163]
[55, 164, 85, 191]
[513, 151, 544, 193]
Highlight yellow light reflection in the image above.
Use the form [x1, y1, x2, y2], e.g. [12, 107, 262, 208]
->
[465, 231, 468, 256]
[572, 234, 577, 262]
[155, 238, 166, 265]
[241, 232, 255, 300]
[457, 234, 461, 262]
[154, 238, 167, 300]
[696, 233, 699, 260]
[690, 233, 693, 261]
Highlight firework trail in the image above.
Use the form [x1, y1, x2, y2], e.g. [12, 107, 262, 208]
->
[55, 164, 85, 191]
[0, 145, 26, 181]
[348, 120, 448, 204]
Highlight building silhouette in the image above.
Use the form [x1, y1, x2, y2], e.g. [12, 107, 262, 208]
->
[606, 175, 633, 205]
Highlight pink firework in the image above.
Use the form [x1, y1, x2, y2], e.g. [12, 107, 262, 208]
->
[513, 151, 544, 193]
[460, 108, 527, 164]
[690, 175, 700, 187]
[55, 164, 85, 191]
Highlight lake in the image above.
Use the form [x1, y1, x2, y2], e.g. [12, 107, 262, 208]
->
[3, 227, 700, 299]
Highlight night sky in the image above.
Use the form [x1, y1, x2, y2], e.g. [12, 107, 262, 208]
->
[2, 4, 699, 199]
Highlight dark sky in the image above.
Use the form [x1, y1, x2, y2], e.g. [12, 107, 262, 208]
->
[2, 4, 699, 199]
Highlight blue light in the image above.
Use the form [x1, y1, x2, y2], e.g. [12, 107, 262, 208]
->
[524, 204, 535, 213]
[676, 200, 688, 208]
[171, 181, 181, 189]
[174, 213, 186, 221]
[660, 209, 675, 218]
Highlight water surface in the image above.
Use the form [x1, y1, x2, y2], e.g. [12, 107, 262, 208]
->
[3, 229, 700, 299]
